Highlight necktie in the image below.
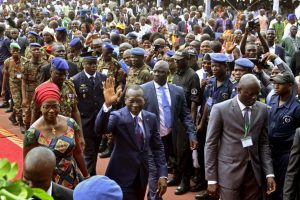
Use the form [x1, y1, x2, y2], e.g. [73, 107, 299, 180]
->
[134, 116, 144, 149]
[185, 21, 188, 33]
[244, 107, 250, 135]
[160, 86, 172, 128]
[89, 76, 94, 87]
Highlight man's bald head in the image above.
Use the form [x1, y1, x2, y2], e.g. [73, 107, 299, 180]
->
[154, 60, 169, 72]
[238, 74, 261, 106]
[153, 60, 169, 86]
[23, 147, 56, 191]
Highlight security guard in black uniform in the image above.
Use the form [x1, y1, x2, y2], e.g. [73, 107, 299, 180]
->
[268, 72, 300, 200]
[171, 49, 201, 195]
[71, 53, 107, 176]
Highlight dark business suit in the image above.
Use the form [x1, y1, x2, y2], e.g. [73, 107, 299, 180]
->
[202, 25, 215, 40]
[214, 18, 233, 33]
[275, 45, 286, 62]
[39, 60, 79, 83]
[283, 128, 300, 200]
[15, 36, 28, 56]
[205, 97, 274, 199]
[95, 107, 168, 200]
[72, 71, 106, 175]
[178, 20, 194, 45]
[52, 182, 73, 200]
[141, 81, 196, 200]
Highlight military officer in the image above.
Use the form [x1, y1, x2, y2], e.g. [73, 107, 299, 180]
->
[268, 72, 300, 200]
[72, 54, 107, 176]
[30, 57, 85, 148]
[97, 43, 125, 88]
[1, 43, 26, 133]
[22, 43, 47, 129]
[126, 47, 153, 86]
[69, 37, 84, 72]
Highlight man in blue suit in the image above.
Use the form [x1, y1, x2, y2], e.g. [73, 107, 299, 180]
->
[72, 55, 106, 176]
[95, 78, 168, 200]
[141, 60, 198, 200]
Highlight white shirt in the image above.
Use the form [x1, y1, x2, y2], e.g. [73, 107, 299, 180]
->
[154, 81, 172, 137]
[47, 182, 53, 196]
[269, 44, 276, 54]
[140, 24, 151, 33]
[84, 70, 96, 79]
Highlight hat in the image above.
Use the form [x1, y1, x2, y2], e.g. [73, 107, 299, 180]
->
[51, 57, 69, 70]
[10, 42, 21, 49]
[184, 48, 197, 56]
[287, 13, 296, 21]
[131, 47, 145, 56]
[69, 37, 82, 47]
[34, 82, 61, 107]
[176, 5, 181, 9]
[80, 9, 88, 17]
[55, 27, 66, 32]
[102, 43, 114, 51]
[126, 32, 138, 39]
[166, 50, 175, 57]
[270, 71, 295, 84]
[235, 58, 254, 69]
[82, 56, 98, 63]
[172, 49, 187, 60]
[28, 31, 39, 37]
[42, 27, 55, 38]
[210, 53, 228, 63]
[29, 43, 42, 48]
[74, 175, 123, 200]
[116, 23, 125, 30]
[290, 25, 298, 30]
[111, 29, 120, 35]
[203, 53, 211, 61]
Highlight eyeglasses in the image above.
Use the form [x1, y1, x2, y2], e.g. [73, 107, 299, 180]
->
[42, 103, 60, 110]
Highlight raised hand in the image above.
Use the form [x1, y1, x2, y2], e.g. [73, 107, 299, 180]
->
[103, 77, 122, 107]
[225, 34, 236, 54]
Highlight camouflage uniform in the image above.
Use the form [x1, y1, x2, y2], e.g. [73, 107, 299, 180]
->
[22, 59, 47, 127]
[97, 57, 126, 86]
[24, 46, 50, 62]
[73, 56, 83, 72]
[31, 79, 78, 122]
[3, 56, 27, 123]
[126, 63, 153, 86]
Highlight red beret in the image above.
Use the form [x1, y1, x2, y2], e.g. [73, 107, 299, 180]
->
[34, 82, 61, 107]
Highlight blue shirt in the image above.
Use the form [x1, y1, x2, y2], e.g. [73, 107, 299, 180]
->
[268, 94, 300, 145]
[204, 76, 235, 112]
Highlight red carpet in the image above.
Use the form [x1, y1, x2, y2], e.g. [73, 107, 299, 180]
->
[0, 128, 23, 179]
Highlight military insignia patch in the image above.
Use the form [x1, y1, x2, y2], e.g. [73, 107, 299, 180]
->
[222, 93, 229, 100]
[191, 88, 198, 95]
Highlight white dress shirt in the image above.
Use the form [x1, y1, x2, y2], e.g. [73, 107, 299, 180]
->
[269, 44, 276, 54]
[154, 81, 172, 137]
[84, 70, 96, 79]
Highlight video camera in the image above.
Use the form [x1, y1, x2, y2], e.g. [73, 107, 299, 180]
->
[248, 18, 260, 30]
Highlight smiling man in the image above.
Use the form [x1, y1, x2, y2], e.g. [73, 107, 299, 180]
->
[95, 78, 168, 200]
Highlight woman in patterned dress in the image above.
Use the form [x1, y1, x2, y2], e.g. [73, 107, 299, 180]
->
[23, 82, 89, 189]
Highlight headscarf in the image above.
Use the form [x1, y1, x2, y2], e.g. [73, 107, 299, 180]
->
[34, 82, 61, 107]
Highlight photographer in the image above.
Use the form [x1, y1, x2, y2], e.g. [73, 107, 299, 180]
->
[145, 38, 166, 68]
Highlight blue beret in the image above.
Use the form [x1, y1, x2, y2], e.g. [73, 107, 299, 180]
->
[55, 27, 66, 32]
[28, 31, 39, 37]
[29, 43, 42, 48]
[80, 9, 88, 17]
[287, 13, 296, 21]
[235, 58, 254, 69]
[210, 53, 228, 63]
[111, 29, 120, 35]
[166, 50, 175, 57]
[51, 57, 69, 70]
[131, 47, 145, 56]
[102, 43, 114, 51]
[73, 175, 123, 200]
[126, 32, 137, 39]
[69, 37, 81, 47]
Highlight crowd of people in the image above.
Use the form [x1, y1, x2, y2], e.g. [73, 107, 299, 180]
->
[1, 0, 300, 200]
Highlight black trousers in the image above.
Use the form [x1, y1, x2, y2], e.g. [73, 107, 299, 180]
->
[83, 136, 102, 176]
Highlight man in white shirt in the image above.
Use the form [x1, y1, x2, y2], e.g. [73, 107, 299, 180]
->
[282, 13, 297, 40]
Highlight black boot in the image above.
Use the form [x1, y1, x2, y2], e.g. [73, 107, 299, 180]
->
[98, 136, 108, 153]
[8, 112, 18, 126]
[99, 139, 113, 158]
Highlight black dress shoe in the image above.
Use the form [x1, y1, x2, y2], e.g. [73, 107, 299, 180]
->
[174, 184, 190, 195]
[167, 178, 181, 186]
[8, 115, 18, 126]
[195, 190, 209, 200]
[190, 183, 207, 192]
[99, 149, 111, 158]
[0, 102, 9, 108]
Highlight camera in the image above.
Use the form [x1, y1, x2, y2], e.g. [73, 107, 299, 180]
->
[249, 53, 269, 69]
[248, 18, 259, 30]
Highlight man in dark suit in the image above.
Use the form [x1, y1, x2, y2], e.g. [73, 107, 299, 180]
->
[10, 28, 28, 56]
[141, 61, 198, 200]
[267, 29, 285, 61]
[95, 79, 168, 200]
[23, 146, 73, 200]
[289, 50, 300, 76]
[205, 74, 276, 199]
[125, 16, 136, 35]
[214, 12, 233, 33]
[40, 43, 78, 83]
[178, 13, 194, 45]
[283, 128, 300, 200]
[202, 19, 216, 40]
[72, 55, 106, 176]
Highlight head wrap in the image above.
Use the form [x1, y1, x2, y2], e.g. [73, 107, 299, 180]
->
[34, 82, 61, 107]
[42, 27, 55, 38]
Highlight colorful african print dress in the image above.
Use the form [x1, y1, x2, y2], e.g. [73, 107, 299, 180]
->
[24, 118, 83, 189]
